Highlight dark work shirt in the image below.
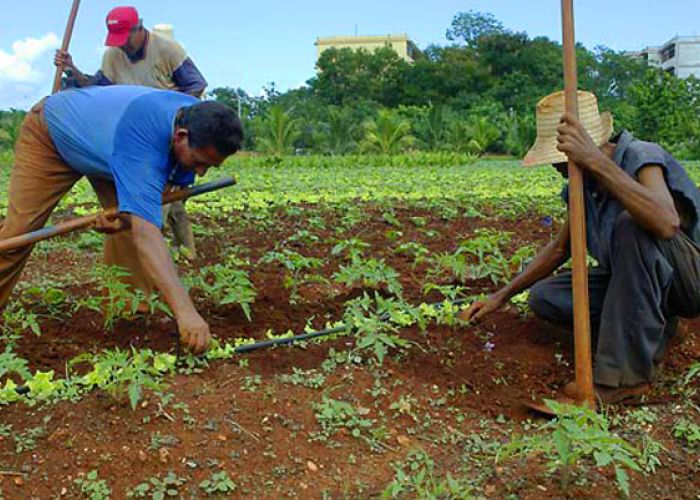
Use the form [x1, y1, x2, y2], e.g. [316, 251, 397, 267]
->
[562, 130, 700, 269]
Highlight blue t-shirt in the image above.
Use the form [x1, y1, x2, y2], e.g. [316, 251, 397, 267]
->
[44, 85, 197, 228]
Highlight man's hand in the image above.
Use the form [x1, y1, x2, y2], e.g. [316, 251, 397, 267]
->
[94, 213, 130, 234]
[556, 113, 608, 170]
[459, 293, 507, 323]
[54, 50, 76, 71]
[178, 313, 212, 354]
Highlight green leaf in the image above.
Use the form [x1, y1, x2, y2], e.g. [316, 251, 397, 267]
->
[615, 465, 630, 497]
[128, 382, 142, 410]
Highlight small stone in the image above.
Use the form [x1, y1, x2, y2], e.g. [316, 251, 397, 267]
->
[494, 466, 504, 477]
[60, 487, 68, 496]
[217, 434, 227, 442]
[138, 451, 147, 462]
[158, 448, 170, 464]
[306, 460, 318, 472]
[484, 484, 496, 496]
[537, 485, 547, 492]
[141, 400, 149, 408]
[396, 435, 411, 447]
[186, 460, 198, 469]
[13, 477, 23, 487]
[48, 429, 68, 442]
[299, 482, 309, 490]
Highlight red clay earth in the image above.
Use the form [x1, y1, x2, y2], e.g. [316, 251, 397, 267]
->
[1, 206, 699, 498]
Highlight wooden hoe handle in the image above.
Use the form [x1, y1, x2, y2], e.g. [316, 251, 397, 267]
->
[0, 177, 237, 253]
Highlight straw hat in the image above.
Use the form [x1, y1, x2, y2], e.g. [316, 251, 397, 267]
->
[522, 90, 613, 167]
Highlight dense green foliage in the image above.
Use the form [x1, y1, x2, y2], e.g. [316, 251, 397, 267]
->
[208, 10, 699, 159]
[1, 11, 698, 159]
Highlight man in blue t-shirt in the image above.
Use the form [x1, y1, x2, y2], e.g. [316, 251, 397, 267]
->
[0, 85, 243, 354]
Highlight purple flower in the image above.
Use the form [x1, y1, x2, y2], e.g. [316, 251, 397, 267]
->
[541, 216, 553, 227]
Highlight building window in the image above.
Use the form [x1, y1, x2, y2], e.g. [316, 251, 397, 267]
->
[665, 66, 676, 76]
[661, 44, 676, 62]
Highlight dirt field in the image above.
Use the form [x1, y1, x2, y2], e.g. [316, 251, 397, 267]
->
[1, 203, 699, 499]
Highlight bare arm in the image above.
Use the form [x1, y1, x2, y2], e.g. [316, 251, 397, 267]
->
[497, 222, 570, 301]
[557, 113, 680, 239]
[460, 223, 570, 322]
[130, 214, 211, 353]
[585, 160, 679, 239]
[54, 50, 92, 87]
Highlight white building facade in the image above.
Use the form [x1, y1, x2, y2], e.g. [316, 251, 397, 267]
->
[627, 36, 700, 78]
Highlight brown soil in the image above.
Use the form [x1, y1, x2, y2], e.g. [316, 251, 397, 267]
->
[1, 206, 699, 498]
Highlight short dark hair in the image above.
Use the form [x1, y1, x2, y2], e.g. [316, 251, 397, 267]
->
[176, 101, 243, 156]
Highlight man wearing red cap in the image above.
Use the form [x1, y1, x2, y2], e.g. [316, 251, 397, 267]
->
[55, 6, 207, 96]
[55, 6, 207, 261]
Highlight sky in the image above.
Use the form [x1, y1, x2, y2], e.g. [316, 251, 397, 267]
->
[2, 0, 700, 109]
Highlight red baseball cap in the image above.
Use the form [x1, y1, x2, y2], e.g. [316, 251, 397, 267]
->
[105, 6, 139, 47]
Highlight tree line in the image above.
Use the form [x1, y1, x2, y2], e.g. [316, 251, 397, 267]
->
[1, 11, 699, 160]
[212, 11, 700, 160]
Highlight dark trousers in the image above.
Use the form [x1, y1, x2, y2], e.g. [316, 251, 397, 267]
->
[529, 212, 698, 388]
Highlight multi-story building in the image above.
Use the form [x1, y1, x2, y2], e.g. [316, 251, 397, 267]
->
[315, 34, 420, 63]
[627, 36, 700, 78]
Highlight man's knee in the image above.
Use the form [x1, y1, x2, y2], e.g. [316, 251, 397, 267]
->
[529, 280, 572, 324]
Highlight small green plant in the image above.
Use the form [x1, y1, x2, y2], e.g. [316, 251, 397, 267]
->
[127, 471, 187, 498]
[343, 294, 416, 365]
[74, 348, 175, 410]
[673, 418, 700, 448]
[501, 400, 642, 497]
[241, 375, 262, 392]
[382, 449, 474, 498]
[261, 249, 326, 304]
[0, 347, 30, 381]
[311, 396, 374, 442]
[24, 286, 70, 317]
[332, 238, 371, 261]
[393, 242, 429, 265]
[1, 300, 41, 343]
[683, 362, 700, 386]
[333, 256, 403, 296]
[279, 368, 326, 389]
[199, 471, 237, 495]
[14, 424, 47, 453]
[74, 470, 111, 500]
[191, 263, 256, 320]
[78, 265, 167, 330]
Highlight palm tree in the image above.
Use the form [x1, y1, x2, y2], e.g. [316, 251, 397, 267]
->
[255, 106, 300, 155]
[421, 105, 446, 151]
[314, 107, 358, 155]
[504, 112, 536, 157]
[446, 115, 500, 156]
[360, 110, 415, 155]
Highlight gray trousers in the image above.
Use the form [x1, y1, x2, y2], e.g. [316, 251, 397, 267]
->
[528, 212, 695, 388]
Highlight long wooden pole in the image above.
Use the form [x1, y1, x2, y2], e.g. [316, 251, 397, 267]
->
[0, 177, 237, 253]
[561, 0, 595, 408]
[51, 0, 82, 94]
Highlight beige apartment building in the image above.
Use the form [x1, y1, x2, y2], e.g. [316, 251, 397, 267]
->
[315, 34, 420, 62]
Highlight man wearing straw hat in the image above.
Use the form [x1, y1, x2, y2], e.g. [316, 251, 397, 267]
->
[54, 6, 207, 259]
[462, 90, 700, 403]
